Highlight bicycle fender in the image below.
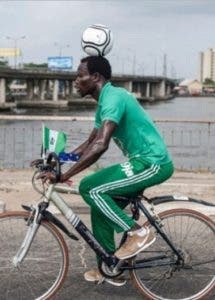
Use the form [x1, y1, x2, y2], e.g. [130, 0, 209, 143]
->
[149, 195, 215, 207]
[42, 210, 79, 241]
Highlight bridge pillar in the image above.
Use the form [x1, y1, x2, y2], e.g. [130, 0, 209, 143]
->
[0, 78, 6, 103]
[46, 80, 52, 99]
[65, 81, 72, 99]
[136, 83, 142, 98]
[124, 81, 132, 92]
[26, 79, 34, 100]
[166, 84, 171, 95]
[146, 82, 150, 98]
[157, 79, 165, 98]
[60, 81, 66, 99]
[53, 80, 59, 101]
[39, 79, 47, 100]
[71, 80, 77, 97]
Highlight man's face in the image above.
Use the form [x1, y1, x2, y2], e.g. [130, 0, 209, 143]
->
[75, 62, 96, 97]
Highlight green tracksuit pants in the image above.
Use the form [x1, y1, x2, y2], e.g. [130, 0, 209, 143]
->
[79, 156, 174, 255]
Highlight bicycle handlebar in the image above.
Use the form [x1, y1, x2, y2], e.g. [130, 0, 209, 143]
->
[32, 152, 61, 182]
[46, 152, 61, 182]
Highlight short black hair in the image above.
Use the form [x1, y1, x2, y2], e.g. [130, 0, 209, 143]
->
[81, 56, 112, 80]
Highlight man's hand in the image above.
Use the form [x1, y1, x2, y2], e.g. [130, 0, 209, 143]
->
[36, 171, 57, 184]
[30, 159, 44, 167]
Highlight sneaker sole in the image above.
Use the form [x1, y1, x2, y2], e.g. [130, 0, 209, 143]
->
[105, 278, 127, 287]
[84, 276, 104, 283]
[84, 276, 126, 287]
[116, 236, 156, 260]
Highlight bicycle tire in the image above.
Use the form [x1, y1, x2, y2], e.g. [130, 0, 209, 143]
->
[0, 211, 69, 300]
[129, 208, 215, 300]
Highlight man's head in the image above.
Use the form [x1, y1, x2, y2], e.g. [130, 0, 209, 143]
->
[75, 56, 112, 98]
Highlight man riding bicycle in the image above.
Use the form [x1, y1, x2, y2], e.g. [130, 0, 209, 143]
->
[39, 56, 174, 286]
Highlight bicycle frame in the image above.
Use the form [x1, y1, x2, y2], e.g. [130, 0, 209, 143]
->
[138, 201, 184, 262]
[13, 183, 117, 268]
[14, 183, 184, 271]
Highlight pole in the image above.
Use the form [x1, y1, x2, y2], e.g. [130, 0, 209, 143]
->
[42, 123, 46, 161]
[132, 53, 136, 75]
[5, 36, 25, 68]
[54, 43, 70, 58]
[14, 39, 17, 69]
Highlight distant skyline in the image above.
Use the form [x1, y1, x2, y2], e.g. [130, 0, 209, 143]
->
[0, 0, 215, 79]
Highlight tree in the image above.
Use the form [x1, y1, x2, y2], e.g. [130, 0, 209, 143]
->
[23, 62, 48, 69]
[0, 59, 9, 67]
[203, 78, 215, 85]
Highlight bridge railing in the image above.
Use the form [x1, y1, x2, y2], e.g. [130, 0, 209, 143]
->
[0, 118, 214, 172]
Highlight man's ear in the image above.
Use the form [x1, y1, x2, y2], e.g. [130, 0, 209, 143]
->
[92, 72, 100, 82]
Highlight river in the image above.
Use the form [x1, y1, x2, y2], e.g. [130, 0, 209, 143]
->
[1, 96, 215, 121]
[143, 96, 215, 121]
[0, 96, 214, 170]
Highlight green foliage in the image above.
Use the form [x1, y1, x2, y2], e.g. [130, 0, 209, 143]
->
[0, 59, 9, 67]
[23, 62, 48, 69]
[203, 78, 215, 86]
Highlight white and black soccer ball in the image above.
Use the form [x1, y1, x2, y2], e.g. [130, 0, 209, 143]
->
[81, 24, 113, 56]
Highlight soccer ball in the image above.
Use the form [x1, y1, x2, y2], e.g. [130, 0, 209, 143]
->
[81, 24, 113, 56]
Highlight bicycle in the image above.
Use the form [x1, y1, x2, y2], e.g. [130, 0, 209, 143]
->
[0, 152, 214, 300]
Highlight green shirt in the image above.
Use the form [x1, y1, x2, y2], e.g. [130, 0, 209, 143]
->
[95, 82, 172, 164]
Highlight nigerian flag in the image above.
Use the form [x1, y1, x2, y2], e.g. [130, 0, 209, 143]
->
[43, 125, 67, 155]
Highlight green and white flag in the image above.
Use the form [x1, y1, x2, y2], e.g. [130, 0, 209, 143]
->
[42, 125, 67, 155]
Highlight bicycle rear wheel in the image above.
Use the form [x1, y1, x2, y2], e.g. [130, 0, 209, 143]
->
[0, 211, 69, 300]
[129, 208, 215, 300]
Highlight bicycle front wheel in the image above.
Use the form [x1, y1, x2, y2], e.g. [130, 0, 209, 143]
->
[129, 208, 215, 300]
[0, 211, 69, 300]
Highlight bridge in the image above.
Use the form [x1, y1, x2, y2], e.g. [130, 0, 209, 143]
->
[0, 68, 176, 105]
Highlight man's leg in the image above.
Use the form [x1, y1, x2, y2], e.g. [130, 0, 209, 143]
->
[79, 164, 136, 239]
[84, 200, 128, 286]
[79, 159, 174, 259]
[90, 199, 129, 256]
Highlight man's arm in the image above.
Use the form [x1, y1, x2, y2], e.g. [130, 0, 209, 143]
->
[71, 127, 98, 157]
[61, 120, 117, 182]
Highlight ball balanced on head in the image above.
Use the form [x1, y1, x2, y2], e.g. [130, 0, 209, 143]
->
[81, 24, 114, 56]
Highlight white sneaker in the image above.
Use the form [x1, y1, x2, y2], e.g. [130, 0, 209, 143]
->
[84, 269, 126, 286]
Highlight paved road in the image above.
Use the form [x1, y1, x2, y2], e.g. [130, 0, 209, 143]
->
[54, 213, 143, 300]
[55, 213, 215, 300]
[1, 212, 214, 300]
[0, 170, 215, 299]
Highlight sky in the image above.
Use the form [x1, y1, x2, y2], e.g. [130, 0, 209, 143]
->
[0, 0, 215, 79]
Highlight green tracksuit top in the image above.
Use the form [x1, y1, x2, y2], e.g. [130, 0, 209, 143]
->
[95, 82, 172, 165]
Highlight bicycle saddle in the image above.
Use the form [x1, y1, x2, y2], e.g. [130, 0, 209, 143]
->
[112, 193, 143, 203]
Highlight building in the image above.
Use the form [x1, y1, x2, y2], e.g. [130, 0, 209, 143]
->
[178, 79, 202, 96]
[199, 48, 215, 83]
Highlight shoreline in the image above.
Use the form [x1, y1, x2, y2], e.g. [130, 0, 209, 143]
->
[0, 94, 174, 112]
[1, 94, 214, 113]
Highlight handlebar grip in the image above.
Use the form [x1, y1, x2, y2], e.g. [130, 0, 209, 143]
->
[46, 152, 61, 182]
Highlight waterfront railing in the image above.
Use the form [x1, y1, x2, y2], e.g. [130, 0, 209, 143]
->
[0, 117, 214, 172]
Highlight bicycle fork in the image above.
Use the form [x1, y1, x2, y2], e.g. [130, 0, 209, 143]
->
[12, 206, 41, 267]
